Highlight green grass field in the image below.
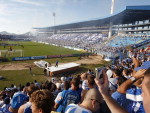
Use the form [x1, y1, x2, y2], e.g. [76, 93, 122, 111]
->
[0, 41, 108, 90]
[0, 41, 82, 57]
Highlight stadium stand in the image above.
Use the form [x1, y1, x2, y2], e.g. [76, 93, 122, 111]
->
[1, 5, 150, 113]
[34, 5, 150, 60]
[0, 47, 150, 113]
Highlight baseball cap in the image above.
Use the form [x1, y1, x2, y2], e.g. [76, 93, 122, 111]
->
[11, 92, 28, 109]
[134, 61, 150, 71]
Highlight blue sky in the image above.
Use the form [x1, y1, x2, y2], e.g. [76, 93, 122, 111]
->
[0, 0, 150, 34]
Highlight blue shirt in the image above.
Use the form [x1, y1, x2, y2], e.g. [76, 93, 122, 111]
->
[126, 85, 145, 113]
[111, 91, 133, 113]
[56, 89, 80, 113]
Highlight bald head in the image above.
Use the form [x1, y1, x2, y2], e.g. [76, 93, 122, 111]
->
[84, 88, 102, 103]
[81, 88, 102, 112]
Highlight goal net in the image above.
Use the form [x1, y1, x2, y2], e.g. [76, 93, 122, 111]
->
[0, 49, 23, 57]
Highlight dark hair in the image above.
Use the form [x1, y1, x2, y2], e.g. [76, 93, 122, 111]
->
[31, 90, 54, 113]
[45, 82, 52, 90]
[4, 97, 10, 104]
[27, 85, 39, 97]
[64, 81, 70, 90]
[113, 69, 122, 77]
[71, 77, 80, 87]
[87, 75, 95, 86]
[123, 69, 131, 75]
[19, 86, 25, 91]
[26, 82, 30, 87]
[50, 83, 57, 92]
[117, 76, 127, 86]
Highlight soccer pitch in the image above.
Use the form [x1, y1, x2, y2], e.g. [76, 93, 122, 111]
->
[0, 41, 82, 57]
[0, 41, 84, 90]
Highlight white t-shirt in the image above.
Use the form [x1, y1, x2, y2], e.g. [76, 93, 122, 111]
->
[82, 80, 88, 90]
[65, 104, 92, 113]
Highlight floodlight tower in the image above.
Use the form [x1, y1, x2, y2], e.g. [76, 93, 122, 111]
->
[110, 0, 115, 15]
[53, 12, 56, 26]
[53, 12, 56, 34]
[108, 0, 115, 38]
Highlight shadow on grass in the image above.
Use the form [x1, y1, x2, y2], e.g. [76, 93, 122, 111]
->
[0, 77, 10, 81]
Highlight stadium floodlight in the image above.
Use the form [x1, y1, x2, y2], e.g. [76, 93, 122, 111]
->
[110, 0, 115, 14]
[108, 0, 115, 38]
[53, 12, 56, 26]
[53, 12, 56, 34]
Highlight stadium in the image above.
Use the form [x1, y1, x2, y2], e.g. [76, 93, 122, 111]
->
[0, 3, 150, 113]
[34, 5, 150, 59]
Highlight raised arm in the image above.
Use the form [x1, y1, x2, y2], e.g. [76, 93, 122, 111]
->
[117, 69, 146, 94]
[95, 70, 128, 113]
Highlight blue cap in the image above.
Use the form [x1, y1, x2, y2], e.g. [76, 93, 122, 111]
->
[11, 92, 28, 109]
[135, 61, 150, 71]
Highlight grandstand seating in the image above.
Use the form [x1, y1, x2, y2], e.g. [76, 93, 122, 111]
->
[106, 36, 144, 47]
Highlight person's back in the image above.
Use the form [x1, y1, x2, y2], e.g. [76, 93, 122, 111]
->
[65, 88, 102, 113]
[18, 84, 39, 113]
[24, 102, 32, 113]
[57, 89, 80, 113]
[56, 77, 80, 113]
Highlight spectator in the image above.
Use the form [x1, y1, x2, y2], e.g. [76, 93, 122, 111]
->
[30, 89, 54, 113]
[65, 88, 102, 113]
[34, 80, 40, 88]
[0, 94, 6, 107]
[18, 85, 39, 113]
[81, 74, 96, 102]
[54, 81, 70, 108]
[94, 70, 128, 113]
[9, 91, 28, 113]
[55, 59, 59, 67]
[80, 73, 88, 90]
[0, 97, 11, 113]
[55, 77, 80, 113]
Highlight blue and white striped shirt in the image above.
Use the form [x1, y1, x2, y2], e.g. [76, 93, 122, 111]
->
[65, 104, 92, 113]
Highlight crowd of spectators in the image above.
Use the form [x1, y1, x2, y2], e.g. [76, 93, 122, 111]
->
[36, 33, 108, 52]
[0, 46, 150, 113]
[36, 33, 149, 59]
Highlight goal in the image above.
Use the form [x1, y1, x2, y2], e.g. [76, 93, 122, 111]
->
[0, 49, 24, 57]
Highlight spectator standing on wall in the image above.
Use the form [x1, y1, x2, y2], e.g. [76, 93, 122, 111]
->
[55, 59, 59, 67]
[29, 66, 32, 75]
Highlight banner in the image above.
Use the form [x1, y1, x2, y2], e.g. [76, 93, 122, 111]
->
[30, 56, 47, 60]
[12, 57, 30, 61]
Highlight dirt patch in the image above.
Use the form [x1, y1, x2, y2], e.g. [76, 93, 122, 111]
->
[0, 55, 103, 71]
[0, 63, 35, 71]
[74, 55, 102, 64]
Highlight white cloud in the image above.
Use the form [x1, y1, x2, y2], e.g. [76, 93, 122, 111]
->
[0, 18, 11, 24]
[11, 0, 43, 6]
[0, 4, 8, 15]
[0, 2, 21, 16]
